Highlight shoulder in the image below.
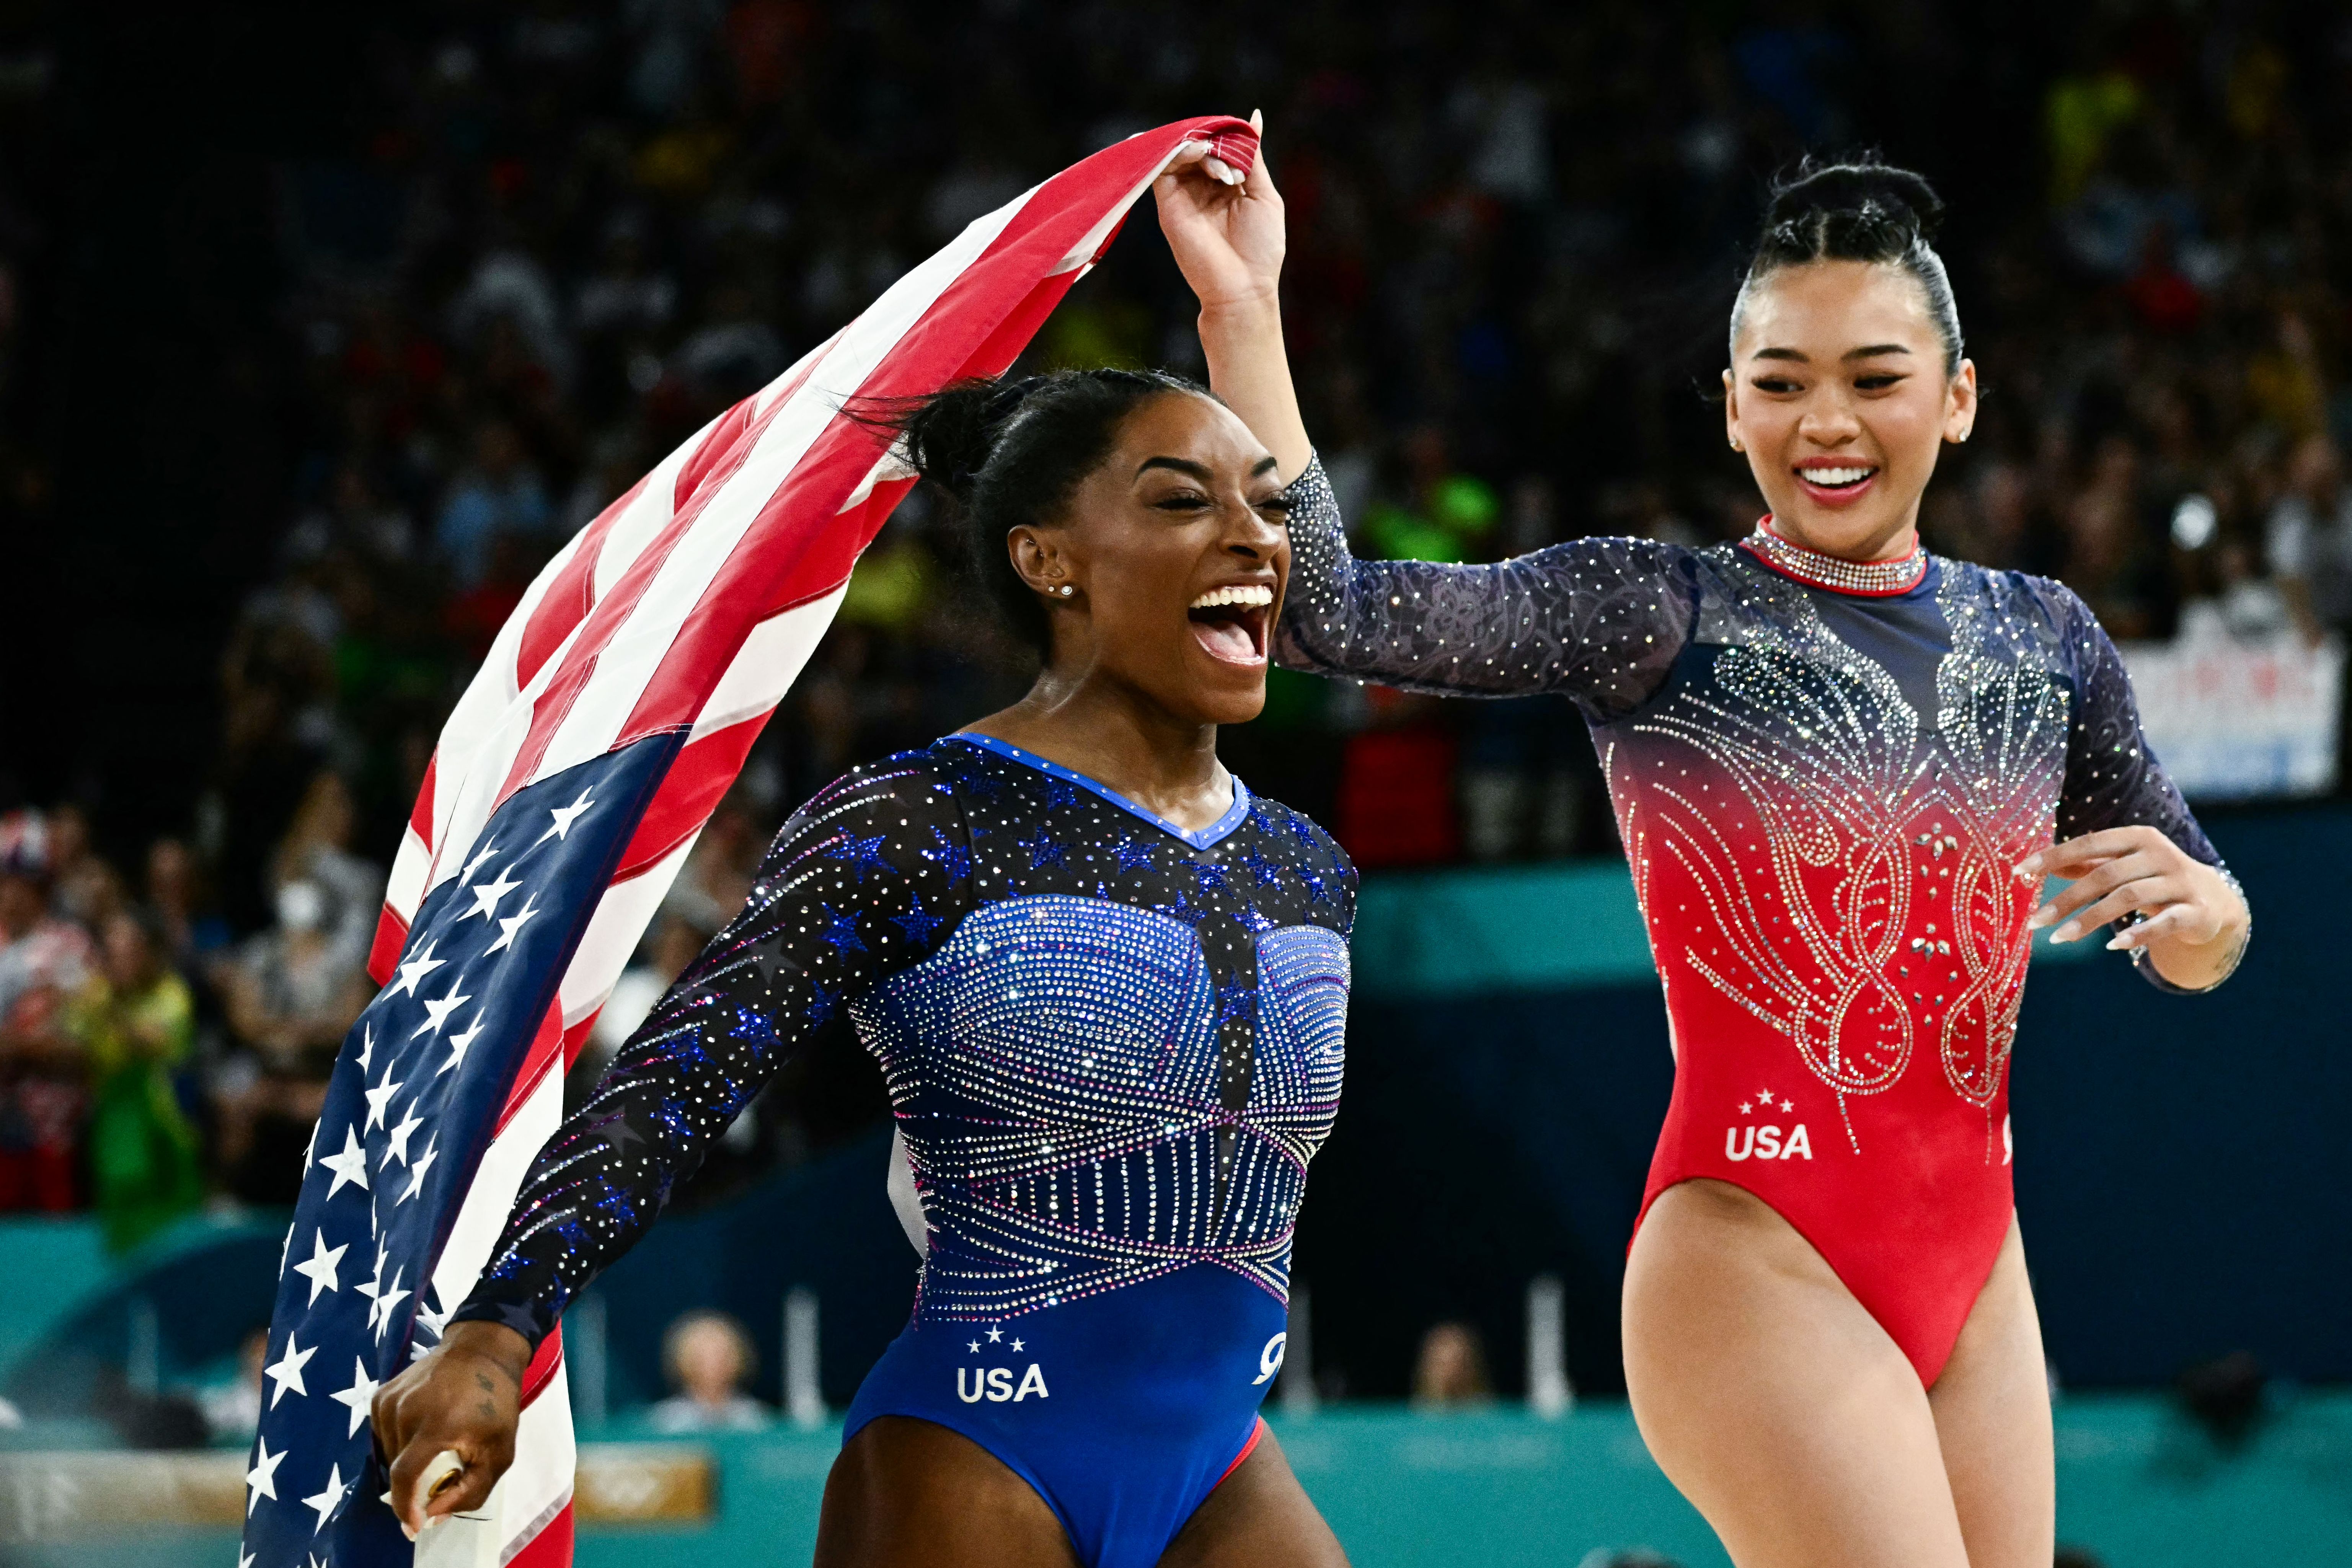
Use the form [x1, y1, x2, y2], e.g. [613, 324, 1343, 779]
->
[768, 745, 969, 869]
[1245, 794, 1357, 893]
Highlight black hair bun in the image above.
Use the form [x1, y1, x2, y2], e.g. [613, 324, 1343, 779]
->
[1762, 157, 1945, 250]
[897, 378, 1029, 502]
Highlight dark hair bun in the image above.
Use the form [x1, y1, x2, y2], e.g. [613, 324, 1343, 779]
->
[1758, 158, 1945, 262]
[897, 377, 1044, 502]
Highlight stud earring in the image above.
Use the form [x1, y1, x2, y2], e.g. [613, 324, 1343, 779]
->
[1058, 585, 1074, 598]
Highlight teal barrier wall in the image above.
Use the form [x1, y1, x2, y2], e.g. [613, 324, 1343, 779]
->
[14, 1395, 2349, 1568]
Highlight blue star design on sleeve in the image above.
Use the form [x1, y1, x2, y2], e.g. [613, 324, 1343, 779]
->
[1110, 837, 1157, 872]
[1017, 825, 1068, 870]
[806, 979, 841, 1026]
[726, 1006, 780, 1061]
[827, 830, 891, 882]
[920, 826, 973, 883]
[891, 891, 944, 947]
[1239, 845, 1283, 887]
[593, 1181, 642, 1229]
[820, 903, 867, 955]
[652, 1097, 698, 1147]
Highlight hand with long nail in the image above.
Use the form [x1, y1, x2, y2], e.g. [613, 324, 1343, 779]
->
[2014, 824, 2249, 989]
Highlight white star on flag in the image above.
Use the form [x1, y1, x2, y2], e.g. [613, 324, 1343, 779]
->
[486, 894, 541, 955]
[302, 1463, 349, 1533]
[367, 1265, 411, 1341]
[535, 788, 595, 845]
[318, 1127, 370, 1200]
[264, 1335, 315, 1407]
[240, 1551, 255, 1568]
[455, 837, 501, 886]
[245, 1438, 285, 1515]
[438, 1014, 486, 1076]
[361, 1066, 404, 1134]
[381, 1107, 424, 1169]
[415, 1296, 452, 1341]
[461, 866, 524, 923]
[387, 939, 445, 999]
[411, 980, 472, 1040]
[329, 1360, 379, 1439]
[354, 1025, 374, 1076]
[400, 1137, 440, 1205]
[290, 1231, 347, 1306]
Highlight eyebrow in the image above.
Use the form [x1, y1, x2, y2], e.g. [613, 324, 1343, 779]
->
[1749, 344, 1915, 363]
[1136, 456, 1212, 481]
[1136, 455, 1285, 481]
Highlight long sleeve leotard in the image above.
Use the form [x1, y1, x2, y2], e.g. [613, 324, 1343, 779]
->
[453, 734, 1356, 1568]
[1273, 456, 2244, 1384]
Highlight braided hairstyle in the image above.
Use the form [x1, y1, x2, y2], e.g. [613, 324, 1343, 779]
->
[1731, 158, 1964, 375]
[892, 367, 1215, 655]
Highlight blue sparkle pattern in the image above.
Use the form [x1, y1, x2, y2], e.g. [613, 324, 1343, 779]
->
[458, 739, 1358, 1346]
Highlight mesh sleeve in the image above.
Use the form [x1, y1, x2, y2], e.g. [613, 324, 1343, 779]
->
[2044, 581, 2249, 994]
[1272, 456, 1696, 720]
[452, 754, 973, 1348]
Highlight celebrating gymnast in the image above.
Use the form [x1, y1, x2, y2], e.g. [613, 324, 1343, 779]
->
[371, 368, 1358, 1568]
[1158, 134, 2250, 1566]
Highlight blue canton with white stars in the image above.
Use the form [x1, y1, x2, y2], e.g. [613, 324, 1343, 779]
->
[241, 733, 680, 1567]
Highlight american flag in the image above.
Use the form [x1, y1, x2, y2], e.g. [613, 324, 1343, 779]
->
[239, 114, 1261, 1568]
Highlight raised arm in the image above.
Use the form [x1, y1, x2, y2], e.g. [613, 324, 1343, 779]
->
[1156, 121, 1693, 712]
[371, 756, 970, 1533]
[2016, 585, 2251, 993]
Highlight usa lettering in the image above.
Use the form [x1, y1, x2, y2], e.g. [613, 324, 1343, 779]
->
[957, 1364, 1049, 1403]
[1725, 1123, 1812, 1161]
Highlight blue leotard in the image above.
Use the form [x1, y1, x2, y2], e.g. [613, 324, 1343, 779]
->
[455, 734, 1357, 1566]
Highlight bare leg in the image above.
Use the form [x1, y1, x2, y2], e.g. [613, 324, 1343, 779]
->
[814, 1415, 1080, 1568]
[1622, 1179, 1971, 1568]
[1160, 1425, 1350, 1568]
[1929, 1218, 2054, 1568]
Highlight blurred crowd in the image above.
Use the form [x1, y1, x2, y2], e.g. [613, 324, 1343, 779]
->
[7, 3, 2352, 1226]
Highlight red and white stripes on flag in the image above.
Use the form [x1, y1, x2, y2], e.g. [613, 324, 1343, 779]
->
[365, 115, 1259, 1565]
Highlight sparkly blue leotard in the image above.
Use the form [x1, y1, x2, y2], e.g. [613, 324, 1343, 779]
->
[454, 734, 1357, 1567]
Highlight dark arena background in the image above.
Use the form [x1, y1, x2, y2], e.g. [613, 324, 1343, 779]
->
[0, 3, 2345, 1564]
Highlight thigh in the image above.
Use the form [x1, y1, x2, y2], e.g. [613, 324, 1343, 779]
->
[1622, 1180, 1970, 1568]
[1927, 1218, 2054, 1568]
[1158, 1425, 1348, 1568]
[815, 1415, 1080, 1568]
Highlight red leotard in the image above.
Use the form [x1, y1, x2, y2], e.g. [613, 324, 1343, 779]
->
[1276, 460, 2244, 1384]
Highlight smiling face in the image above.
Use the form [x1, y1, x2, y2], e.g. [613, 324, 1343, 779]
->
[1008, 390, 1290, 727]
[1725, 259, 1977, 561]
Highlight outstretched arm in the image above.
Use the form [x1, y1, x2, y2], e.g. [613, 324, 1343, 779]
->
[2016, 588, 2250, 993]
[371, 757, 971, 1533]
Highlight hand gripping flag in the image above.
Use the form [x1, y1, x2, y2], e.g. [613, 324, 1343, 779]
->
[240, 114, 1259, 1568]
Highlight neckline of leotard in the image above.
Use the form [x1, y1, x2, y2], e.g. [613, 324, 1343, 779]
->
[1740, 516, 1932, 597]
[943, 733, 1254, 851]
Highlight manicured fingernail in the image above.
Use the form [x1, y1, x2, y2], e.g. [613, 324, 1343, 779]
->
[2105, 932, 2134, 950]
[2051, 922, 2079, 944]
[2026, 905, 2055, 929]
[2014, 859, 2040, 880]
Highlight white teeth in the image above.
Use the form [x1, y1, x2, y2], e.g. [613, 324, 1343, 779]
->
[1802, 466, 1876, 486]
[1187, 584, 1274, 610]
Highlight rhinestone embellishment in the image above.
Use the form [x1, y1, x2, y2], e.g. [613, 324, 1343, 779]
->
[1743, 518, 1930, 596]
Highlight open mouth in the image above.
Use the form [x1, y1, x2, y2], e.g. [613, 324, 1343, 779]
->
[1794, 462, 1880, 506]
[1186, 583, 1274, 666]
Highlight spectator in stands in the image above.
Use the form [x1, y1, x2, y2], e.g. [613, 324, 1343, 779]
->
[2269, 435, 2352, 648]
[67, 909, 202, 1251]
[648, 1309, 771, 1433]
[1411, 1321, 1494, 1410]
[434, 419, 551, 591]
[266, 771, 385, 970]
[144, 836, 230, 978]
[0, 811, 94, 1213]
[212, 876, 372, 1203]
